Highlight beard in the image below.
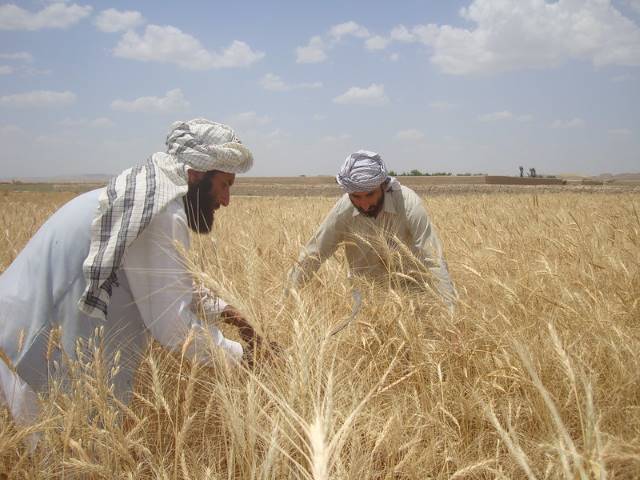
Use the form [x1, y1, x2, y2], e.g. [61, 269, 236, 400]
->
[354, 191, 385, 218]
[184, 172, 218, 233]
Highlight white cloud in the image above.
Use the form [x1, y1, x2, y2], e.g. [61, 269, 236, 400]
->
[329, 21, 369, 40]
[365, 24, 420, 51]
[608, 128, 632, 135]
[261, 129, 291, 149]
[300, 81, 323, 89]
[0, 2, 91, 30]
[0, 124, 23, 136]
[260, 73, 322, 91]
[478, 110, 513, 122]
[243, 127, 291, 150]
[420, 0, 640, 74]
[0, 90, 76, 107]
[294, 3, 640, 74]
[333, 83, 389, 106]
[313, 114, 327, 121]
[114, 25, 264, 69]
[228, 111, 271, 129]
[626, 0, 640, 14]
[478, 110, 533, 122]
[95, 8, 144, 33]
[611, 73, 635, 82]
[551, 118, 585, 129]
[322, 133, 352, 143]
[430, 101, 456, 111]
[296, 35, 327, 63]
[214, 40, 265, 68]
[408, 24, 440, 45]
[90, 117, 115, 128]
[390, 25, 417, 43]
[260, 73, 288, 91]
[298, 21, 370, 62]
[35, 131, 81, 146]
[0, 52, 49, 76]
[389, 53, 399, 61]
[0, 51, 33, 62]
[395, 129, 425, 141]
[365, 35, 390, 51]
[110, 88, 189, 113]
[21, 66, 51, 76]
[59, 117, 114, 128]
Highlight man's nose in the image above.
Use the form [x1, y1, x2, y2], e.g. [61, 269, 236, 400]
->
[219, 190, 230, 207]
[360, 198, 374, 209]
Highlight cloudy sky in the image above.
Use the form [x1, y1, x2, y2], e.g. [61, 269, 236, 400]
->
[1, 0, 639, 178]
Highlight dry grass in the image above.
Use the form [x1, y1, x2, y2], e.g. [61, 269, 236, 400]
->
[0, 189, 639, 478]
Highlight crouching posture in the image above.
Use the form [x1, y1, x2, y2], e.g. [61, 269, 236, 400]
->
[0, 118, 259, 428]
[289, 150, 457, 307]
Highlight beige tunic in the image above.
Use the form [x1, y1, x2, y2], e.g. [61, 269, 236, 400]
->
[289, 185, 457, 305]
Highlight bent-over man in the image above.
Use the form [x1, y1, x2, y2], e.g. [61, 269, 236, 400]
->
[0, 118, 260, 429]
[289, 150, 457, 307]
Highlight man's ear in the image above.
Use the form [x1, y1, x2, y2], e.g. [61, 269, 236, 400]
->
[187, 169, 205, 185]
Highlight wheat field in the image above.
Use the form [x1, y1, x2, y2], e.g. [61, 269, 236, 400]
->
[0, 188, 639, 479]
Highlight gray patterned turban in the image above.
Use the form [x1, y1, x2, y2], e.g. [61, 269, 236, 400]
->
[336, 150, 400, 193]
[166, 118, 253, 173]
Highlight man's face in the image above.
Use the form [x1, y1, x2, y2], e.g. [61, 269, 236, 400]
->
[349, 185, 385, 218]
[185, 170, 236, 233]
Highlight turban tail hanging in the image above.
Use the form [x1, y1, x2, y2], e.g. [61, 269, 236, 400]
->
[79, 119, 254, 320]
[336, 150, 401, 194]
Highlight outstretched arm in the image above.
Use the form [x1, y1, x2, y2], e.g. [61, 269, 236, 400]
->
[121, 203, 243, 365]
[288, 201, 344, 290]
[406, 196, 458, 309]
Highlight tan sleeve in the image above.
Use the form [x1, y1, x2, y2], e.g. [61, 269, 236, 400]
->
[405, 191, 458, 307]
[288, 199, 345, 289]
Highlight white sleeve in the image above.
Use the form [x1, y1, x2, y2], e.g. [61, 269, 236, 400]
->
[121, 204, 242, 364]
[193, 283, 228, 319]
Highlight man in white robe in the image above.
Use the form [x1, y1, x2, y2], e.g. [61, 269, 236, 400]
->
[0, 118, 258, 429]
[289, 150, 457, 308]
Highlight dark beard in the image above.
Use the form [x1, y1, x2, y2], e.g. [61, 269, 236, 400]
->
[355, 192, 385, 218]
[184, 172, 216, 233]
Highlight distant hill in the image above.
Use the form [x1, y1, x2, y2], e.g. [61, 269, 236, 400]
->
[593, 173, 640, 184]
[2, 172, 639, 186]
[557, 172, 640, 185]
[0, 174, 113, 183]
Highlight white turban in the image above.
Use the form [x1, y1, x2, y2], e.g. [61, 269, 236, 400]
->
[79, 118, 253, 320]
[336, 150, 400, 193]
[166, 119, 253, 174]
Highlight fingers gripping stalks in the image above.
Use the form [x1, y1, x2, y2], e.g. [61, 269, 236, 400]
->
[220, 306, 283, 369]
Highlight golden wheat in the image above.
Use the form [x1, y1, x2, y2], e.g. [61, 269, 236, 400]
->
[0, 189, 638, 479]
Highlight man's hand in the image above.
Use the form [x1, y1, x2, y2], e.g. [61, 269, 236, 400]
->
[220, 305, 256, 344]
[220, 306, 282, 368]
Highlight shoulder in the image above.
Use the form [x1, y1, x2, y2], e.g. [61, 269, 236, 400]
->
[401, 185, 426, 210]
[399, 185, 422, 206]
[160, 196, 187, 220]
[316, 194, 354, 232]
[147, 196, 188, 235]
[328, 194, 354, 219]
[396, 185, 429, 220]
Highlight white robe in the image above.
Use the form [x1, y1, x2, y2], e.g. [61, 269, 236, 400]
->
[0, 188, 242, 425]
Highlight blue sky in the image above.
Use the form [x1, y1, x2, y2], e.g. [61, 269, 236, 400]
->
[0, 0, 639, 178]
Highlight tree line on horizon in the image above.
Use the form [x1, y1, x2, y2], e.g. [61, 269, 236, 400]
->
[388, 169, 557, 178]
[388, 170, 487, 177]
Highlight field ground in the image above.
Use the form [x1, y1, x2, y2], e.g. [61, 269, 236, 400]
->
[0, 186, 639, 478]
[1, 175, 639, 198]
